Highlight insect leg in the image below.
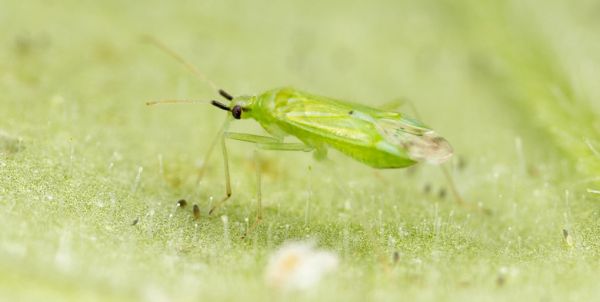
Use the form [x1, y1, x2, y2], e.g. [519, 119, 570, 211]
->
[213, 133, 313, 237]
[224, 132, 281, 144]
[209, 132, 313, 216]
[441, 165, 464, 205]
[226, 132, 314, 152]
[378, 98, 406, 111]
[197, 115, 231, 184]
[242, 149, 263, 239]
[387, 99, 470, 206]
[255, 149, 262, 222]
[379, 98, 422, 120]
[208, 133, 232, 215]
[240, 141, 314, 239]
[257, 142, 313, 152]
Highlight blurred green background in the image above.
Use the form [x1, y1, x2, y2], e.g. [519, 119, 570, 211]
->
[1, 0, 599, 301]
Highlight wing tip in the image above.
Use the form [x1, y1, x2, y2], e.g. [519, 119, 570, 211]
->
[407, 131, 454, 165]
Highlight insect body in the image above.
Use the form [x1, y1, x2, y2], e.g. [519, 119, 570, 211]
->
[146, 38, 458, 236]
[218, 87, 453, 168]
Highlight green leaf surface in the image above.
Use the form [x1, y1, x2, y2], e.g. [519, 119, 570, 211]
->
[1, 0, 599, 301]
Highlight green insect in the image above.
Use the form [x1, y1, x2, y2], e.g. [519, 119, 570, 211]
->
[212, 87, 453, 167]
[146, 39, 461, 234]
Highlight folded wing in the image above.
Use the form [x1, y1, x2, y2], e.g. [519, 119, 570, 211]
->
[375, 117, 453, 164]
[273, 89, 453, 165]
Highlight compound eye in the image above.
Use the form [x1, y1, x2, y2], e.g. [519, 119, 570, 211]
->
[231, 105, 242, 119]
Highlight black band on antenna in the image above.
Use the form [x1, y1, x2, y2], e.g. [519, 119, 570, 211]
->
[211, 100, 231, 111]
[219, 89, 233, 101]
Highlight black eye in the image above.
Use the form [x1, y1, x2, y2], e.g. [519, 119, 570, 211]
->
[231, 105, 242, 119]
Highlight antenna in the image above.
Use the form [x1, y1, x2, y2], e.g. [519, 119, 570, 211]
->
[146, 99, 216, 106]
[142, 36, 234, 100]
[146, 99, 232, 113]
[211, 100, 231, 111]
[219, 89, 233, 101]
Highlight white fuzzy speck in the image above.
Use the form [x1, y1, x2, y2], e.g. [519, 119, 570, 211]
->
[265, 241, 338, 291]
[141, 285, 170, 302]
[131, 166, 143, 193]
[55, 232, 73, 272]
[221, 215, 230, 247]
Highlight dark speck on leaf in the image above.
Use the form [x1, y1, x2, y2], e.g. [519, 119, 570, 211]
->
[438, 188, 447, 199]
[406, 165, 419, 176]
[0, 132, 24, 155]
[132, 218, 139, 226]
[193, 204, 200, 220]
[177, 199, 187, 208]
[457, 156, 467, 171]
[563, 228, 573, 246]
[393, 251, 400, 264]
[496, 275, 506, 287]
[423, 183, 432, 194]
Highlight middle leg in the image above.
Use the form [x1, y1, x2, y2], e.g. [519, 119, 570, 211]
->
[209, 132, 313, 216]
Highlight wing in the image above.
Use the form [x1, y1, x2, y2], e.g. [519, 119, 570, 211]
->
[374, 117, 453, 164]
[272, 89, 453, 164]
[273, 90, 382, 146]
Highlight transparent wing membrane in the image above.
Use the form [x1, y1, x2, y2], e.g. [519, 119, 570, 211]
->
[375, 118, 453, 164]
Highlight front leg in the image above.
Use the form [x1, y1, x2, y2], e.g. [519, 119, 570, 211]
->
[209, 132, 314, 217]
